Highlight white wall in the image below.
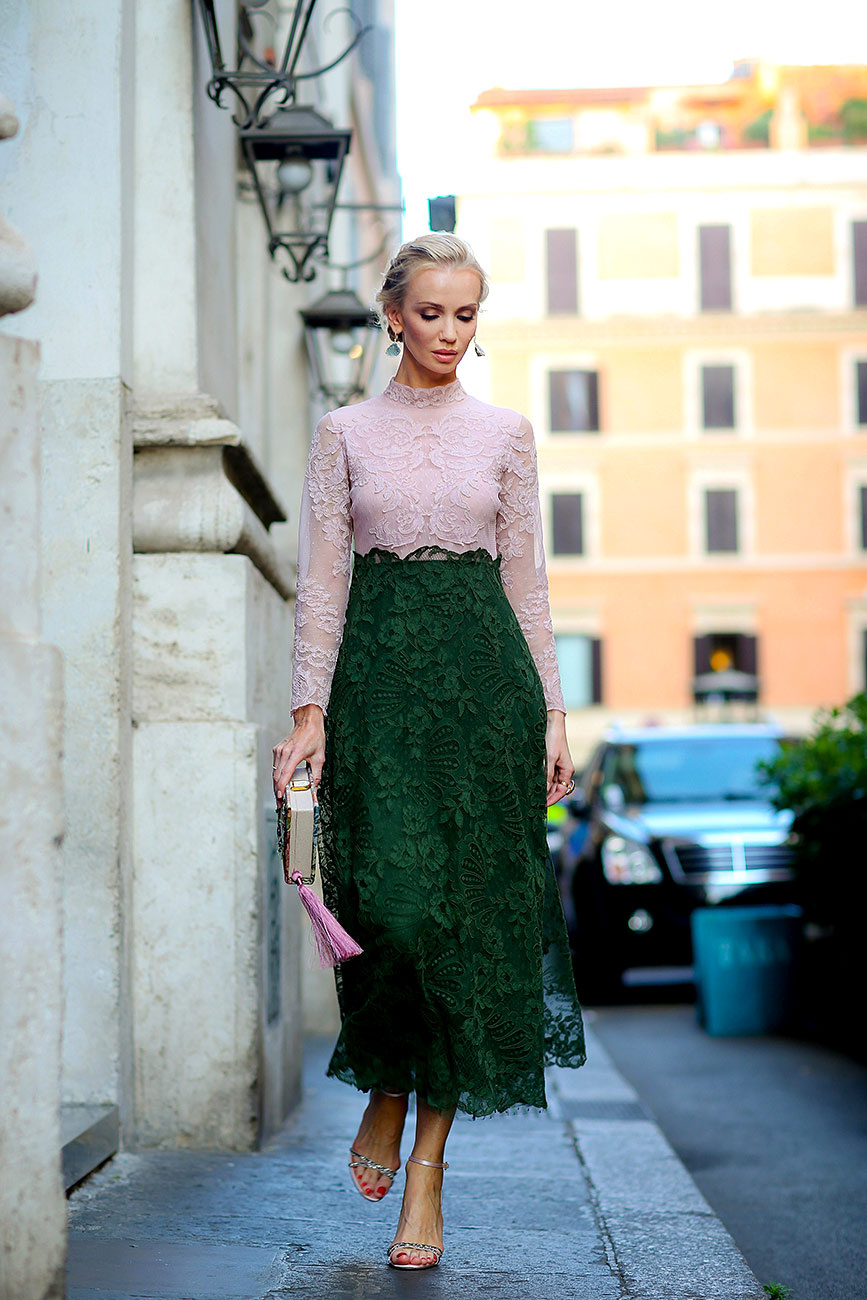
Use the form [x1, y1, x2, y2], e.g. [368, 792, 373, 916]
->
[0, 87, 67, 1289]
[0, 0, 136, 1121]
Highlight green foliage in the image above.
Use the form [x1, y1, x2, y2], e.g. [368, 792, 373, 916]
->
[763, 1285, 793, 1300]
[758, 694, 867, 930]
[842, 98, 867, 141]
[807, 123, 841, 143]
[655, 127, 695, 150]
[744, 109, 772, 145]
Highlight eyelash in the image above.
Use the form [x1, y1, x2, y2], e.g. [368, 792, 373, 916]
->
[420, 313, 476, 322]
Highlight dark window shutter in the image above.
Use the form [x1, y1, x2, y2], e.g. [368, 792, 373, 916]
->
[701, 364, 736, 429]
[549, 370, 600, 432]
[545, 228, 579, 315]
[693, 634, 712, 675]
[699, 225, 732, 311]
[591, 638, 603, 704]
[552, 492, 584, 554]
[705, 488, 739, 553]
[854, 221, 867, 307]
[588, 372, 600, 430]
[857, 360, 867, 425]
[737, 634, 758, 675]
[860, 486, 867, 550]
[428, 195, 456, 233]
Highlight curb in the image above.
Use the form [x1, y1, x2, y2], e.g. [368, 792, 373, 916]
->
[549, 1024, 765, 1300]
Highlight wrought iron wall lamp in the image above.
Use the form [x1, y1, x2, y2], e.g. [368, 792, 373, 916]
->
[194, 0, 371, 281]
[240, 104, 351, 282]
[300, 288, 379, 406]
[194, 0, 370, 129]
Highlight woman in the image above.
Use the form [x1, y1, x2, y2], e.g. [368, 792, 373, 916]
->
[273, 233, 585, 1270]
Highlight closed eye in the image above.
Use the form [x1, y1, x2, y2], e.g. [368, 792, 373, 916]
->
[420, 312, 477, 322]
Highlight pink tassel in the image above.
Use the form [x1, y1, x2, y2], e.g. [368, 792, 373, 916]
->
[290, 871, 363, 969]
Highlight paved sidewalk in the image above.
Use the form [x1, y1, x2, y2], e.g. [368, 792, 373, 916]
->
[67, 1025, 764, 1299]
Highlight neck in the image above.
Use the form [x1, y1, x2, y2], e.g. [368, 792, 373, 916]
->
[393, 352, 459, 390]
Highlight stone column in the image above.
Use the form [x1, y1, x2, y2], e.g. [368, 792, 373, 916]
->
[0, 90, 66, 1300]
[125, 0, 303, 1147]
[130, 402, 300, 1147]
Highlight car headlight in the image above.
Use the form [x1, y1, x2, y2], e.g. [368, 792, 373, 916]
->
[601, 835, 663, 885]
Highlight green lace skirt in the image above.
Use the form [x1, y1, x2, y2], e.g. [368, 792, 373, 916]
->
[317, 544, 585, 1117]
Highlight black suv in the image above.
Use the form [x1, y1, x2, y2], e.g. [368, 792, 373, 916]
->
[559, 724, 796, 997]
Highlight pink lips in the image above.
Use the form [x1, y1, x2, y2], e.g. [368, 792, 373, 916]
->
[433, 351, 457, 360]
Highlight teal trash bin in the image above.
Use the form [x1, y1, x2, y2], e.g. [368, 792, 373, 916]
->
[691, 904, 803, 1037]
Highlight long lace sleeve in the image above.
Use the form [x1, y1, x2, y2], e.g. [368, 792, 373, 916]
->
[290, 415, 353, 718]
[496, 416, 567, 715]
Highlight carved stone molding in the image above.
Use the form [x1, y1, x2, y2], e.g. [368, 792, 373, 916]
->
[132, 398, 294, 599]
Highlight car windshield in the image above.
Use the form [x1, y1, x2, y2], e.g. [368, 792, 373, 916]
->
[600, 736, 782, 805]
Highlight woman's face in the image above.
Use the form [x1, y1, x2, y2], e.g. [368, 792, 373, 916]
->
[387, 266, 481, 379]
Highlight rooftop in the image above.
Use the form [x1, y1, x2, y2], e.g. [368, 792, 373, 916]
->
[472, 61, 867, 155]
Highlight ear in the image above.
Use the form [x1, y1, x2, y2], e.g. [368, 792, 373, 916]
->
[384, 304, 404, 338]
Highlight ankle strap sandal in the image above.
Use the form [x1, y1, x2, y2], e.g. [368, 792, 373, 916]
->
[349, 1148, 398, 1203]
[406, 1154, 449, 1171]
[386, 1156, 449, 1270]
[387, 1240, 443, 1269]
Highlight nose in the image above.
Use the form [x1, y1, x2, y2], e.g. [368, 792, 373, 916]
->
[439, 318, 457, 343]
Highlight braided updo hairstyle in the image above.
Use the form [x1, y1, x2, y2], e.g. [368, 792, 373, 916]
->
[375, 233, 490, 341]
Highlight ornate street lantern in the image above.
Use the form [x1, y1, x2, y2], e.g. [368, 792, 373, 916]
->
[240, 105, 351, 282]
[300, 288, 379, 406]
[193, 0, 371, 129]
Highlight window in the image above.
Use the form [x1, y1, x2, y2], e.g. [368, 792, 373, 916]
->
[857, 360, 867, 426]
[854, 221, 867, 307]
[527, 118, 574, 152]
[704, 488, 739, 553]
[694, 632, 757, 676]
[860, 486, 867, 550]
[699, 224, 732, 311]
[549, 369, 600, 432]
[701, 364, 736, 429]
[546, 229, 579, 315]
[555, 634, 602, 707]
[551, 493, 584, 555]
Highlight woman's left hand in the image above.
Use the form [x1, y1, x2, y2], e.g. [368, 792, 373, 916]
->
[545, 710, 575, 807]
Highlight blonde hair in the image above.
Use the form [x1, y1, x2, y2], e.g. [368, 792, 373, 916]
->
[375, 233, 489, 341]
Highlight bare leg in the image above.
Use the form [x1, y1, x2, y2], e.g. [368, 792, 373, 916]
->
[350, 1089, 408, 1199]
[389, 1098, 455, 1267]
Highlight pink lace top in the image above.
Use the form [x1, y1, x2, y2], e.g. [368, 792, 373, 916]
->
[290, 376, 567, 717]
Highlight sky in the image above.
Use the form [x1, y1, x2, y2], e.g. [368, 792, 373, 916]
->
[394, 0, 867, 235]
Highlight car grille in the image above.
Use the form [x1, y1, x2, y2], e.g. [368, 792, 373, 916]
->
[672, 843, 794, 875]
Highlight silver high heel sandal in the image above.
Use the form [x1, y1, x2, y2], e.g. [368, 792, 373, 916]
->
[386, 1154, 449, 1270]
[348, 1090, 406, 1203]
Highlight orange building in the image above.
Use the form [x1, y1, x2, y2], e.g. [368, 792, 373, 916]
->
[458, 61, 867, 756]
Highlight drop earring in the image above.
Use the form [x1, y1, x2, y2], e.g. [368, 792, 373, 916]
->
[385, 331, 402, 358]
[473, 338, 486, 358]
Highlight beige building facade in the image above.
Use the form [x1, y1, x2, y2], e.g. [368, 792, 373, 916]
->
[459, 67, 867, 757]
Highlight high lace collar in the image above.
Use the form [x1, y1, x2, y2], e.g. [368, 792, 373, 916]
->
[384, 376, 466, 407]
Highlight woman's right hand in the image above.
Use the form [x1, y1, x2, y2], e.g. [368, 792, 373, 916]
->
[272, 704, 326, 804]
